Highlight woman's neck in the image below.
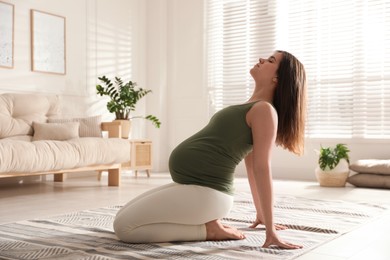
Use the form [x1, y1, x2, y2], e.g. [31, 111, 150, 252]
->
[247, 85, 274, 103]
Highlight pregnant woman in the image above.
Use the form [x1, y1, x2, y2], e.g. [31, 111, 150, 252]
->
[114, 50, 306, 249]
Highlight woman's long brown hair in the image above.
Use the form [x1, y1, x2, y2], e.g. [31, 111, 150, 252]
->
[273, 50, 307, 155]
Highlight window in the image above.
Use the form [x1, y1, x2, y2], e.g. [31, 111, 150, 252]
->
[206, 0, 390, 139]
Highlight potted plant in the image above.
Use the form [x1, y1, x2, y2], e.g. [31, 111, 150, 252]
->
[315, 144, 350, 187]
[96, 76, 161, 138]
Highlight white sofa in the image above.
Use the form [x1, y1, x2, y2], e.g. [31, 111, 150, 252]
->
[0, 93, 131, 186]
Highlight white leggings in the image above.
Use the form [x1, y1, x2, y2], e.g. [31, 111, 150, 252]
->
[113, 182, 233, 243]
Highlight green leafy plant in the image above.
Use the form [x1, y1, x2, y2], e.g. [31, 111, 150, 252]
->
[96, 76, 161, 128]
[318, 144, 350, 171]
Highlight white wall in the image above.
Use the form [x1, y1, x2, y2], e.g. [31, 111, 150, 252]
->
[144, 0, 208, 171]
[0, 0, 87, 97]
[86, 0, 147, 139]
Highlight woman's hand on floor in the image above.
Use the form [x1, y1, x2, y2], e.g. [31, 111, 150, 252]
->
[263, 231, 303, 249]
[249, 217, 288, 230]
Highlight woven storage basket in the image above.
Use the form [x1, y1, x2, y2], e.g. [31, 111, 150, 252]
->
[315, 159, 350, 187]
[315, 171, 349, 187]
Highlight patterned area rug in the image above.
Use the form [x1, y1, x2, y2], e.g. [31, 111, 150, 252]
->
[0, 193, 387, 260]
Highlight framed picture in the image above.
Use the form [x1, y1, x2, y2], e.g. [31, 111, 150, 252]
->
[0, 1, 14, 68]
[31, 9, 66, 75]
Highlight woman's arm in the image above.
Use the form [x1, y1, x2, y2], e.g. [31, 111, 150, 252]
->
[244, 152, 263, 220]
[246, 102, 302, 249]
[245, 152, 287, 230]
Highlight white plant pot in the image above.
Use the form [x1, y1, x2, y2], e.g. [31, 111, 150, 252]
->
[315, 159, 350, 187]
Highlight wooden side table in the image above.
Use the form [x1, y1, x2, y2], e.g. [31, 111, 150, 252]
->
[122, 139, 152, 177]
[99, 121, 153, 180]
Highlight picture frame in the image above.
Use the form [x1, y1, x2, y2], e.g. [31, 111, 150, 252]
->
[31, 9, 66, 75]
[0, 1, 14, 69]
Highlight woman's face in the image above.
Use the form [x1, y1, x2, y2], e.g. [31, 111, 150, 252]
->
[250, 52, 283, 85]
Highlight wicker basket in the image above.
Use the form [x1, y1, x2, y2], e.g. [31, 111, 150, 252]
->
[315, 159, 350, 187]
[315, 170, 350, 187]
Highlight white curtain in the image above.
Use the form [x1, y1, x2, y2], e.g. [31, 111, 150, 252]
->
[206, 0, 390, 139]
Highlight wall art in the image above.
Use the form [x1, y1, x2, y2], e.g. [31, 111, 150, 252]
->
[31, 9, 66, 74]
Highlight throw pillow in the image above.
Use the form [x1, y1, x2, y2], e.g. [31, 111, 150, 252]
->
[32, 122, 79, 141]
[48, 115, 102, 137]
[347, 173, 390, 189]
[349, 159, 390, 175]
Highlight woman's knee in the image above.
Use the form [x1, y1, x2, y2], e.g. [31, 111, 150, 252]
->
[113, 215, 138, 243]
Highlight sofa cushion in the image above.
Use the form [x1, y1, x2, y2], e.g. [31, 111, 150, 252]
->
[0, 138, 131, 173]
[48, 115, 102, 137]
[2, 135, 32, 142]
[349, 159, 390, 175]
[32, 122, 80, 141]
[0, 93, 60, 139]
[347, 173, 390, 189]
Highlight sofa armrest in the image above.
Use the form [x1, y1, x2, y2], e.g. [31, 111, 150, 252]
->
[101, 121, 122, 138]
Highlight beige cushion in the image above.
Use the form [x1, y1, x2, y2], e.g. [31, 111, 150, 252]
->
[48, 115, 102, 137]
[349, 160, 390, 175]
[2, 135, 32, 142]
[0, 93, 60, 139]
[32, 122, 79, 141]
[347, 173, 390, 189]
[0, 138, 131, 173]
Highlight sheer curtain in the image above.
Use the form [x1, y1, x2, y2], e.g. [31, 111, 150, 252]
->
[206, 0, 390, 139]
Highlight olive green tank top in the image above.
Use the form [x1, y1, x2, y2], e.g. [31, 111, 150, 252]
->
[169, 101, 259, 195]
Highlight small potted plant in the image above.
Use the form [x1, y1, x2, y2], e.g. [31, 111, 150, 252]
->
[315, 144, 350, 187]
[96, 76, 161, 138]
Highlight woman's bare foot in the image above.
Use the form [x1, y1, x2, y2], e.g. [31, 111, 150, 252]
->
[205, 219, 246, 241]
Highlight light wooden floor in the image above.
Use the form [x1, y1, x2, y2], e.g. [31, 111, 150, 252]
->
[0, 172, 389, 260]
